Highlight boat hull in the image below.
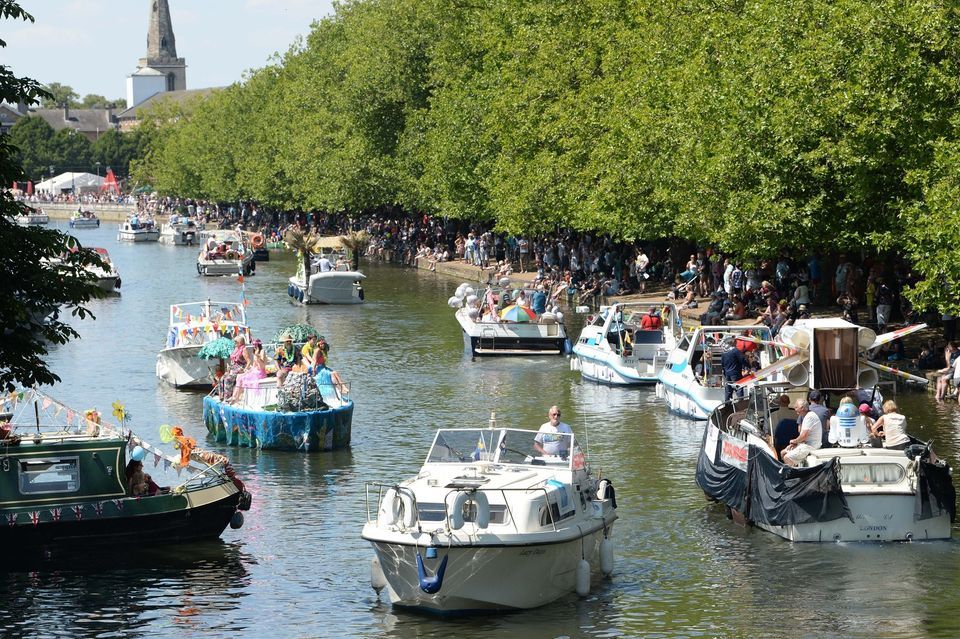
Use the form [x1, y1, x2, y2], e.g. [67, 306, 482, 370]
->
[156, 347, 218, 388]
[69, 219, 99, 228]
[572, 348, 659, 385]
[117, 230, 160, 242]
[159, 230, 197, 245]
[203, 396, 354, 451]
[198, 256, 254, 276]
[752, 493, 952, 542]
[366, 525, 611, 611]
[94, 276, 120, 292]
[457, 310, 567, 356]
[0, 481, 243, 553]
[289, 272, 365, 305]
[655, 375, 720, 420]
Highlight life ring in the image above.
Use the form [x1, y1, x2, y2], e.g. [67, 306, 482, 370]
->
[251, 233, 265, 249]
[377, 487, 416, 528]
[449, 490, 490, 530]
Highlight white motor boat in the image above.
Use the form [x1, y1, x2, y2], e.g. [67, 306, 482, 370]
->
[69, 209, 100, 229]
[362, 416, 618, 612]
[655, 325, 781, 420]
[87, 247, 121, 292]
[14, 208, 49, 226]
[451, 284, 568, 356]
[285, 237, 364, 304]
[696, 318, 954, 542]
[197, 230, 255, 276]
[117, 216, 160, 242]
[159, 215, 201, 245]
[571, 302, 682, 385]
[155, 300, 252, 388]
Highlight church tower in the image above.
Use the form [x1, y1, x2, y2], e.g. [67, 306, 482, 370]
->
[126, 0, 186, 108]
[139, 0, 186, 92]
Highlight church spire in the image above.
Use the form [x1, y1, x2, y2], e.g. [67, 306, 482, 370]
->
[146, 0, 177, 60]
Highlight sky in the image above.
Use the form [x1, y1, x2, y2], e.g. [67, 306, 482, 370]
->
[4, 0, 336, 100]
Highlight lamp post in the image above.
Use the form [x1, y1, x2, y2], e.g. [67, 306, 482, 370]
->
[95, 161, 101, 178]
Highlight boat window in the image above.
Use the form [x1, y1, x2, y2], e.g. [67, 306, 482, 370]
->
[18, 457, 80, 494]
[427, 429, 573, 468]
[840, 463, 905, 486]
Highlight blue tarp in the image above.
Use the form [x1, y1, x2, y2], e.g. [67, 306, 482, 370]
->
[203, 396, 353, 451]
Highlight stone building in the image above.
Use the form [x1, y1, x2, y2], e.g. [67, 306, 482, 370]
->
[126, 0, 187, 109]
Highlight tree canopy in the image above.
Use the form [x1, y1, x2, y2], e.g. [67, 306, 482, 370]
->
[133, 0, 960, 312]
[0, 1, 107, 390]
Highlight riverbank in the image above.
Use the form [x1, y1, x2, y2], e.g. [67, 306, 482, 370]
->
[38, 202, 135, 222]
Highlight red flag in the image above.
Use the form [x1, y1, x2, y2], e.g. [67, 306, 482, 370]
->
[26, 181, 33, 195]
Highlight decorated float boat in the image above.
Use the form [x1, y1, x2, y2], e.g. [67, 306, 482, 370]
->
[572, 302, 682, 385]
[159, 215, 201, 245]
[156, 301, 252, 388]
[362, 415, 618, 612]
[14, 208, 49, 226]
[450, 283, 568, 357]
[696, 318, 954, 542]
[117, 215, 160, 242]
[203, 374, 354, 451]
[68, 209, 100, 228]
[287, 237, 364, 304]
[197, 229, 255, 276]
[655, 325, 781, 420]
[0, 389, 251, 557]
[87, 247, 121, 293]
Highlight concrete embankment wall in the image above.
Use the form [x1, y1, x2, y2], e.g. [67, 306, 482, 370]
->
[36, 202, 136, 222]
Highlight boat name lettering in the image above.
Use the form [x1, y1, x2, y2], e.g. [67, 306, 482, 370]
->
[859, 525, 887, 531]
[719, 433, 748, 471]
[518, 548, 546, 556]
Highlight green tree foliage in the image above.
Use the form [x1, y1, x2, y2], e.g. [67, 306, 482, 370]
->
[40, 81, 78, 107]
[0, 1, 106, 390]
[135, 0, 960, 311]
[91, 128, 143, 178]
[8, 115, 55, 179]
[80, 94, 124, 109]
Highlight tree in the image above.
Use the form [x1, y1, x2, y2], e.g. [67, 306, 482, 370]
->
[0, 1, 106, 390]
[40, 81, 78, 107]
[80, 94, 124, 109]
[49, 128, 92, 174]
[7, 115, 55, 180]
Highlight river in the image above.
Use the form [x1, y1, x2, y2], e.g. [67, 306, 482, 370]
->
[2, 222, 959, 638]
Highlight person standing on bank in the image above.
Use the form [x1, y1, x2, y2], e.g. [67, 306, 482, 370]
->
[534, 406, 574, 457]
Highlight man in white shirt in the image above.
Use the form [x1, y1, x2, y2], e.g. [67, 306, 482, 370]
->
[534, 406, 574, 457]
[782, 399, 823, 466]
[316, 255, 333, 272]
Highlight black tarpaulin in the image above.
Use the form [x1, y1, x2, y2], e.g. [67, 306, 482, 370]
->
[695, 426, 748, 513]
[746, 446, 853, 526]
[915, 460, 957, 523]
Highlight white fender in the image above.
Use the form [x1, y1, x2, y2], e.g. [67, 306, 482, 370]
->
[576, 559, 591, 596]
[377, 488, 400, 527]
[449, 490, 490, 530]
[370, 556, 387, 593]
[597, 479, 610, 502]
[570, 357, 581, 372]
[600, 537, 614, 576]
[540, 311, 558, 325]
[398, 490, 417, 529]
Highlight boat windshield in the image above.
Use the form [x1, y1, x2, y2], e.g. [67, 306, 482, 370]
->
[426, 428, 577, 469]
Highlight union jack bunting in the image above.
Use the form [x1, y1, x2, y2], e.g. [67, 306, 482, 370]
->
[93, 502, 104, 516]
[6, 513, 17, 527]
[30, 511, 40, 526]
[113, 499, 124, 511]
[72, 505, 83, 520]
[50, 508, 61, 522]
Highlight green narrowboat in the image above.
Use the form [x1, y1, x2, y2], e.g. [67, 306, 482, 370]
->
[0, 390, 251, 557]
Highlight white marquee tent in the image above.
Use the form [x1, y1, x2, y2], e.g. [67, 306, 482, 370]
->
[35, 172, 104, 194]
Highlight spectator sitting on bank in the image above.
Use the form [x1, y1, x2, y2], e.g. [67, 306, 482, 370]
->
[917, 340, 939, 370]
[725, 295, 747, 321]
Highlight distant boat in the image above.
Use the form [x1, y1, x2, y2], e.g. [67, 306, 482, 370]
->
[159, 215, 201, 245]
[197, 230, 255, 276]
[69, 209, 100, 229]
[117, 215, 159, 242]
[156, 300, 252, 388]
[14, 208, 49, 226]
[286, 237, 364, 304]
[87, 247, 121, 292]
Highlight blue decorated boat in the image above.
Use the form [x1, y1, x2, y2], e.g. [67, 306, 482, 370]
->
[203, 375, 354, 451]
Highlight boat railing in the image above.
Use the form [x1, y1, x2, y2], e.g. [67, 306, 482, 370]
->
[168, 300, 247, 326]
[363, 482, 563, 534]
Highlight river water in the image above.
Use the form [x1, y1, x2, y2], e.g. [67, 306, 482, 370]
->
[2, 222, 959, 638]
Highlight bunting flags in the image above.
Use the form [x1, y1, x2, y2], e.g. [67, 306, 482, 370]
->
[50, 507, 61, 522]
[7, 513, 17, 527]
[72, 505, 83, 520]
[30, 511, 40, 526]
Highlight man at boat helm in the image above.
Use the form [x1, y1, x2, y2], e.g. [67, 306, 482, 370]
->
[534, 406, 574, 458]
[782, 399, 823, 466]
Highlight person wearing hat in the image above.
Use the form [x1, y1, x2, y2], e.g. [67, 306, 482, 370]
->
[275, 334, 301, 383]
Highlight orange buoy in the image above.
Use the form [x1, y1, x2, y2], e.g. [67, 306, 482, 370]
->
[251, 233, 265, 249]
